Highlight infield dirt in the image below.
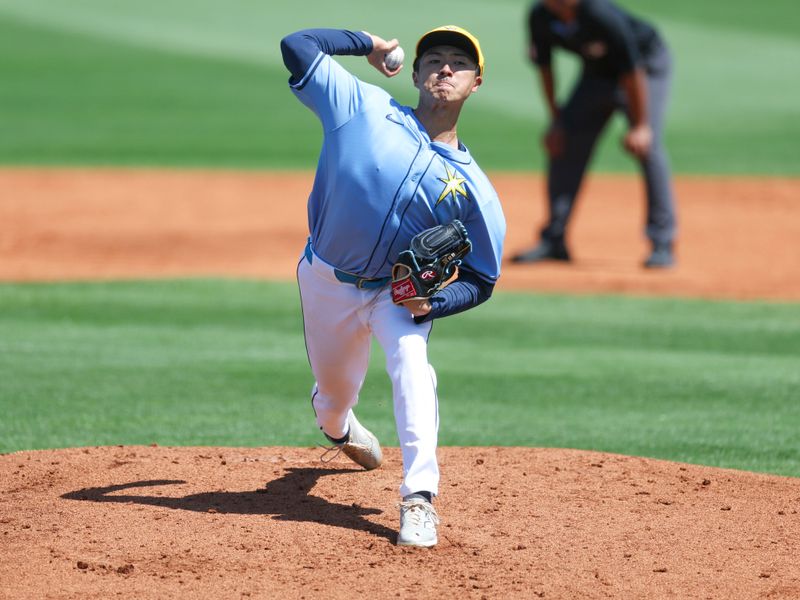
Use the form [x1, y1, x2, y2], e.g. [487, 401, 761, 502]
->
[1, 169, 798, 599]
[1, 169, 799, 299]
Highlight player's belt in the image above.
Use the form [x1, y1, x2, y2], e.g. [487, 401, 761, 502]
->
[304, 240, 390, 289]
[332, 270, 391, 289]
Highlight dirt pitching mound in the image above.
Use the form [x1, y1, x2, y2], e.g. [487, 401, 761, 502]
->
[1, 446, 798, 599]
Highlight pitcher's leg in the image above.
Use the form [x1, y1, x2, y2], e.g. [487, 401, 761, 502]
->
[391, 341, 439, 498]
[371, 300, 439, 497]
[298, 259, 371, 439]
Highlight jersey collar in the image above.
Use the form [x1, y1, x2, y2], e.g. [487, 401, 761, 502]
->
[404, 106, 473, 164]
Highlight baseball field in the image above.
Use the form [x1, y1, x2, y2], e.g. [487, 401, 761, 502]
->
[1, 1, 799, 598]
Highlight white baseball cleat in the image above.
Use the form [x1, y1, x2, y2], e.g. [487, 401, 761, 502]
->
[397, 497, 439, 547]
[334, 411, 383, 470]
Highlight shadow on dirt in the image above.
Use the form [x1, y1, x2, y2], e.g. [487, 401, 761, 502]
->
[61, 467, 396, 542]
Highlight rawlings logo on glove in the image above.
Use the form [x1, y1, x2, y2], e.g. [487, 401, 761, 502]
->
[391, 220, 472, 305]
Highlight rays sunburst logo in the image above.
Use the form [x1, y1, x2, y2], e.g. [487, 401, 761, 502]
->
[436, 164, 468, 206]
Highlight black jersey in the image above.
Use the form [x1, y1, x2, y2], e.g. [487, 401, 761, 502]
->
[528, 0, 662, 78]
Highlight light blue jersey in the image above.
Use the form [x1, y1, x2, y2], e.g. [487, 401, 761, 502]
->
[291, 51, 506, 283]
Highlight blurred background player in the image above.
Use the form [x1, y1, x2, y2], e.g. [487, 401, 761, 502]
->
[512, 0, 677, 268]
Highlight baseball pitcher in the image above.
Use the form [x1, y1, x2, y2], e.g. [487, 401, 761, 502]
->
[281, 26, 506, 547]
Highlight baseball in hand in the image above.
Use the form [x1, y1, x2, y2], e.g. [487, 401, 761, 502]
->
[384, 46, 404, 71]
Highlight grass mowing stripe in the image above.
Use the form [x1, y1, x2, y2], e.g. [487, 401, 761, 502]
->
[432, 292, 799, 476]
[0, 15, 320, 168]
[1, 280, 797, 477]
[614, 0, 800, 40]
[0, 280, 309, 449]
[1, 2, 798, 172]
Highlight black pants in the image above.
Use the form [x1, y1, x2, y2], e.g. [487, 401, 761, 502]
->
[541, 42, 677, 246]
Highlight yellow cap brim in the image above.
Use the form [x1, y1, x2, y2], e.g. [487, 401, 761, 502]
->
[415, 25, 484, 76]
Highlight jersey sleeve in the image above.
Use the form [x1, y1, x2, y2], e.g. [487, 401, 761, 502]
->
[528, 5, 553, 67]
[281, 29, 373, 131]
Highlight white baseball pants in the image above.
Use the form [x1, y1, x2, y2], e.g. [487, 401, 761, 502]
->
[297, 247, 440, 498]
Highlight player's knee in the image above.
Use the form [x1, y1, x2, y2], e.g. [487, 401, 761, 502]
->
[384, 335, 428, 375]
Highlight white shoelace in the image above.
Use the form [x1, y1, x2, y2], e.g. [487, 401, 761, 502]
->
[318, 440, 372, 463]
[318, 443, 343, 463]
[399, 500, 440, 526]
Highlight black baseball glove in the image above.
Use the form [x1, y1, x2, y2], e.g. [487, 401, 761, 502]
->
[391, 220, 472, 305]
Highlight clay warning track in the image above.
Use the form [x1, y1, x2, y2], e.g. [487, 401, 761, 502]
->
[1, 446, 798, 600]
[1, 168, 798, 300]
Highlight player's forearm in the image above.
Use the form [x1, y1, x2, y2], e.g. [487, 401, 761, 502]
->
[280, 29, 373, 81]
[538, 66, 559, 120]
[413, 270, 494, 324]
[620, 68, 649, 127]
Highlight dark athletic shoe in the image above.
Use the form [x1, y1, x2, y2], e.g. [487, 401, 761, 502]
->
[644, 243, 675, 269]
[511, 239, 570, 263]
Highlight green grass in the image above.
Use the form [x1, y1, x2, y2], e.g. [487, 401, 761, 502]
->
[0, 0, 798, 173]
[1, 280, 798, 477]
